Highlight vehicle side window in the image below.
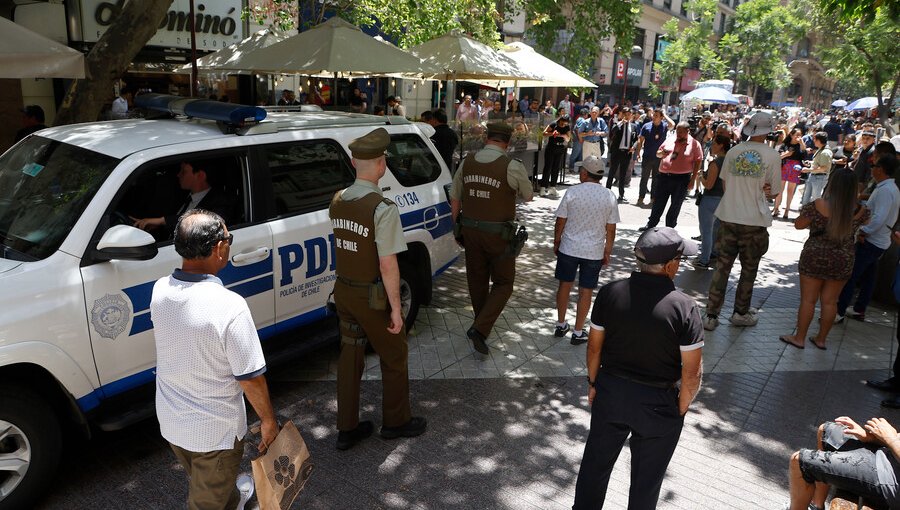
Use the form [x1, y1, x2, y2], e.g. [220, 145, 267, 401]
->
[263, 140, 355, 217]
[386, 134, 442, 187]
[109, 153, 247, 243]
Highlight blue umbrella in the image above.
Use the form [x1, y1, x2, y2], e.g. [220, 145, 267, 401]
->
[681, 86, 739, 104]
[831, 99, 848, 107]
[845, 97, 879, 111]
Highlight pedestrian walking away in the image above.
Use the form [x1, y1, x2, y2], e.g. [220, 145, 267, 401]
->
[607, 107, 637, 203]
[703, 110, 783, 331]
[640, 122, 703, 230]
[836, 153, 900, 324]
[634, 108, 675, 206]
[329, 127, 426, 450]
[552, 156, 619, 345]
[573, 227, 703, 510]
[151, 209, 278, 510]
[450, 122, 534, 355]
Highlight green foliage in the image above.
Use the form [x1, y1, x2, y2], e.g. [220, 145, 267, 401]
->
[241, 0, 504, 48]
[656, 0, 725, 89]
[818, 0, 899, 24]
[524, 0, 642, 78]
[717, 0, 808, 96]
[813, 4, 900, 111]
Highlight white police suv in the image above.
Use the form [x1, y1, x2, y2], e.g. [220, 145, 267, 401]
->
[0, 95, 457, 509]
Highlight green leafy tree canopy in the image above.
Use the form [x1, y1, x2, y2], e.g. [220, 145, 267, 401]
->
[655, 0, 726, 95]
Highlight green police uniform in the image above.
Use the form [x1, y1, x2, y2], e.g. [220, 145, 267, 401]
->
[330, 130, 411, 433]
[449, 123, 532, 345]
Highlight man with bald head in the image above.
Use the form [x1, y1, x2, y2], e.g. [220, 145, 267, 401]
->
[329, 128, 426, 451]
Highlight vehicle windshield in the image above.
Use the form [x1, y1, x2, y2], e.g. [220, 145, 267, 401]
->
[0, 136, 119, 261]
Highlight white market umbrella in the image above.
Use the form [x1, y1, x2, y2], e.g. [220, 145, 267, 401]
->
[176, 28, 289, 74]
[845, 97, 879, 111]
[682, 86, 739, 105]
[831, 99, 848, 108]
[467, 42, 595, 89]
[0, 17, 85, 78]
[217, 17, 434, 75]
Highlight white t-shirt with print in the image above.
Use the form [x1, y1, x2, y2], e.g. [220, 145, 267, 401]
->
[714, 141, 783, 227]
[556, 182, 620, 260]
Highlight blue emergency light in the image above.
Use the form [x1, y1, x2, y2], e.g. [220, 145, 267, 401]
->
[134, 94, 267, 126]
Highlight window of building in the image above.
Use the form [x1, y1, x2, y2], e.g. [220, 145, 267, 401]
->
[633, 28, 646, 56]
[664, 0, 672, 9]
[264, 140, 355, 217]
[386, 134, 443, 188]
[679, 0, 688, 17]
[719, 14, 727, 33]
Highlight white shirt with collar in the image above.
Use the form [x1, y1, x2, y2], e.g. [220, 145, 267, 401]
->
[152, 269, 267, 452]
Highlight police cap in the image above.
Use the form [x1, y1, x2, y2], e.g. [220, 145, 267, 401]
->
[349, 127, 390, 160]
[486, 122, 513, 142]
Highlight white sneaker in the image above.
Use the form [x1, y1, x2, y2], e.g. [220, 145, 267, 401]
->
[730, 308, 759, 327]
[702, 314, 719, 331]
[540, 187, 548, 197]
[549, 187, 559, 198]
[236, 473, 254, 510]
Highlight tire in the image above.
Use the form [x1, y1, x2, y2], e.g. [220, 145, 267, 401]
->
[398, 259, 422, 332]
[0, 386, 62, 510]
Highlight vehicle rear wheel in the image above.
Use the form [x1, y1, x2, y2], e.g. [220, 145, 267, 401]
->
[398, 259, 422, 332]
[0, 386, 62, 510]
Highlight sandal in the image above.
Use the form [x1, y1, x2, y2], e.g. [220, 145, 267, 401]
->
[772, 209, 780, 217]
[780, 335, 804, 349]
[809, 337, 827, 350]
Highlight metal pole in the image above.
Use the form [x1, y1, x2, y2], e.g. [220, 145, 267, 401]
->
[189, 0, 198, 98]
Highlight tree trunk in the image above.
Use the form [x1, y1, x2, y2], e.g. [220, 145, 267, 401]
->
[54, 0, 175, 126]
[880, 73, 899, 132]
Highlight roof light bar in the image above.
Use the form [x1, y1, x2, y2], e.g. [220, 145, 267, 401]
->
[134, 94, 267, 126]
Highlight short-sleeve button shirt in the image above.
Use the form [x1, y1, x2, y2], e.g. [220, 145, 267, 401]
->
[658, 136, 703, 174]
[590, 272, 704, 386]
[152, 270, 267, 452]
[555, 182, 620, 260]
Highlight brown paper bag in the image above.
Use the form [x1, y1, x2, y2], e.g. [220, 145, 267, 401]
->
[251, 421, 314, 510]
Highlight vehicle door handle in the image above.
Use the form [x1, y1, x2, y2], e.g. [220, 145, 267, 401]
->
[232, 247, 270, 265]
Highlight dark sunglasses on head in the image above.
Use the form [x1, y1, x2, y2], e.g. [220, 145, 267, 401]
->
[221, 233, 233, 246]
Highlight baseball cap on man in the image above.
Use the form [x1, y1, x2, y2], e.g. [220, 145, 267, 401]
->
[741, 110, 775, 138]
[581, 156, 604, 178]
[634, 227, 697, 264]
[21, 105, 45, 123]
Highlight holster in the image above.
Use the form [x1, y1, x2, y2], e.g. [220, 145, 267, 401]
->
[453, 215, 463, 244]
[339, 319, 367, 346]
[506, 225, 528, 257]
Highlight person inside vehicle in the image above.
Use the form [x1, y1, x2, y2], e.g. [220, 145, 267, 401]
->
[130, 160, 238, 237]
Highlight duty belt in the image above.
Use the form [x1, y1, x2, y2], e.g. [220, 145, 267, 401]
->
[459, 216, 512, 234]
[336, 275, 373, 288]
[602, 368, 676, 389]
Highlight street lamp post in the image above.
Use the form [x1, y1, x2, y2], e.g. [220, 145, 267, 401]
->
[621, 45, 643, 105]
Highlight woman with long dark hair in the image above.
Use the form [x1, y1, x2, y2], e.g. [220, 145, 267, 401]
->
[692, 134, 731, 269]
[773, 127, 806, 219]
[780, 170, 870, 349]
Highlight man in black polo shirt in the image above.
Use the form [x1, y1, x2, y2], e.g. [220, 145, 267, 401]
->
[573, 227, 704, 510]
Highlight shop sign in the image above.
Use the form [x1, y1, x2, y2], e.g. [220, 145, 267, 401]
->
[615, 60, 625, 80]
[680, 68, 701, 92]
[655, 40, 671, 62]
[79, 0, 245, 50]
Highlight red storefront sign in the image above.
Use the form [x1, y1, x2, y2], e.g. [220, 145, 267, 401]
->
[615, 60, 626, 80]
[680, 69, 701, 92]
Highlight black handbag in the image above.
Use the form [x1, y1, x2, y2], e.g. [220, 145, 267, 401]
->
[695, 191, 703, 206]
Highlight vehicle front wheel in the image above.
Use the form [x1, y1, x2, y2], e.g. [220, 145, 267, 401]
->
[0, 386, 62, 510]
[398, 259, 423, 332]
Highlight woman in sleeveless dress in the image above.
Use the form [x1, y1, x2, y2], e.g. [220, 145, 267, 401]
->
[780, 170, 870, 349]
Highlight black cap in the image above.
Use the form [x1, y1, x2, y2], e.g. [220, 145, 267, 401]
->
[634, 227, 697, 264]
[21, 105, 45, 123]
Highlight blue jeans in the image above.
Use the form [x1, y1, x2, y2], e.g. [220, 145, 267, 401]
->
[838, 240, 886, 315]
[698, 195, 722, 264]
[569, 142, 583, 169]
[802, 173, 828, 205]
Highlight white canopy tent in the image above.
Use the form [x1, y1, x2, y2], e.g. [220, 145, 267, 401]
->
[466, 42, 595, 89]
[0, 17, 85, 78]
[175, 28, 289, 75]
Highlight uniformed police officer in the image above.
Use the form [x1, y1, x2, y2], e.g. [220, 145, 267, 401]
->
[329, 128, 426, 450]
[449, 122, 534, 354]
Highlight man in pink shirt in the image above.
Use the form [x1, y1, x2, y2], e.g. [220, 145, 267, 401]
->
[640, 122, 703, 230]
[457, 95, 478, 122]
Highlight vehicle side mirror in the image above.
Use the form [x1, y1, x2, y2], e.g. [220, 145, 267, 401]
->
[94, 225, 158, 261]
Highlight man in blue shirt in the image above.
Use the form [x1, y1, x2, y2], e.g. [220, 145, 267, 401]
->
[836, 153, 900, 323]
[633, 108, 675, 206]
[578, 106, 608, 163]
[569, 108, 590, 171]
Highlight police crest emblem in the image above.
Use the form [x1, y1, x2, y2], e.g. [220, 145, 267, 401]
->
[91, 294, 131, 340]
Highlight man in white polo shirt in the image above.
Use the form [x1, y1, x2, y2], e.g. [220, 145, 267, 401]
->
[152, 209, 278, 510]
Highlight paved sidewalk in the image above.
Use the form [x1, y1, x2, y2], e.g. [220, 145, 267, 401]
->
[37, 172, 899, 509]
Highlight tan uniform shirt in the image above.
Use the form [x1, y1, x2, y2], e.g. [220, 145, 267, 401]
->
[450, 144, 533, 202]
[339, 179, 407, 257]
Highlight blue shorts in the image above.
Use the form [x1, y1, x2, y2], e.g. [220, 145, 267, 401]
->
[555, 252, 603, 289]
